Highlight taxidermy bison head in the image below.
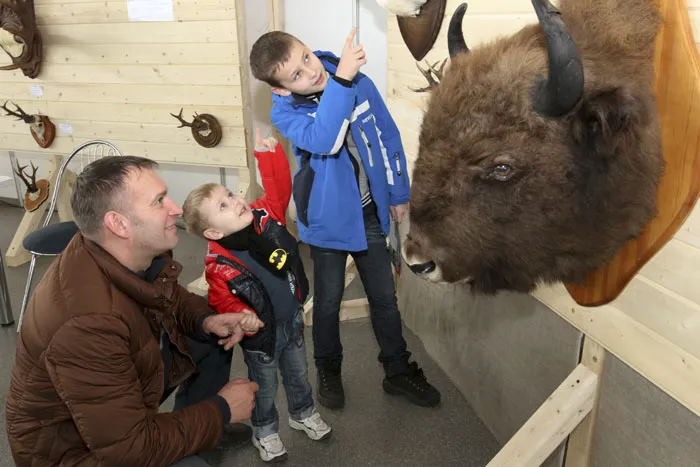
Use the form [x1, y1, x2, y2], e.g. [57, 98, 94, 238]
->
[403, 0, 664, 294]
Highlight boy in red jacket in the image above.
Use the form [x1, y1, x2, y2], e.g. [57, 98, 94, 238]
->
[182, 129, 331, 463]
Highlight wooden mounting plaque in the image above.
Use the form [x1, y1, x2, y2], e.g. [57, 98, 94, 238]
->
[565, 0, 700, 306]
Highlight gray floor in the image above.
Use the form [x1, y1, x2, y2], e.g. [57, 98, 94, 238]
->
[0, 204, 499, 466]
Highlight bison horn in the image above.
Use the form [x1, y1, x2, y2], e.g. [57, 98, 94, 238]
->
[530, 0, 584, 117]
[448, 3, 469, 58]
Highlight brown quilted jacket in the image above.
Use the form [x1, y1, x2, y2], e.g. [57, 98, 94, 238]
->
[5, 234, 225, 466]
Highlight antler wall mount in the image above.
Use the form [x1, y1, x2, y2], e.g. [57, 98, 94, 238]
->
[0, 0, 43, 78]
[2, 101, 55, 148]
[411, 58, 447, 93]
[170, 108, 223, 148]
[13, 159, 49, 211]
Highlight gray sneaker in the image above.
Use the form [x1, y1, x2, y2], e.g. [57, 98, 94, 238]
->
[252, 433, 288, 462]
[289, 408, 332, 441]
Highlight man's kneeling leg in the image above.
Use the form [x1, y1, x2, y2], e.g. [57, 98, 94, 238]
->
[174, 336, 252, 450]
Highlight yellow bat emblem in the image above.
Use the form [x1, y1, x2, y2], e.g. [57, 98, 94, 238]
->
[269, 248, 288, 270]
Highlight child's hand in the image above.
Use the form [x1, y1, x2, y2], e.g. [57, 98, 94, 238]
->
[255, 128, 278, 152]
[390, 203, 408, 223]
[240, 309, 265, 333]
[336, 28, 366, 82]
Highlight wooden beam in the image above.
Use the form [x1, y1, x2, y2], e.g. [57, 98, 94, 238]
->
[486, 364, 598, 467]
[534, 283, 700, 419]
[268, 0, 283, 31]
[564, 338, 606, 467]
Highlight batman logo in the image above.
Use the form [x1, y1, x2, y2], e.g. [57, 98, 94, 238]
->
[269, 248, 288, 270]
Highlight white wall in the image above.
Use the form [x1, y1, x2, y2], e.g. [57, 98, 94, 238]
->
[284, 0, 388, 98]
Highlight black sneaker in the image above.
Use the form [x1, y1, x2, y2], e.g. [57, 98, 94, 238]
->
[317, 361, 345, 409]
[383, 362, 441, 407]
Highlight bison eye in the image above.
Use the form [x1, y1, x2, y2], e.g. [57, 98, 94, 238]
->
[491, 164, 515, 182]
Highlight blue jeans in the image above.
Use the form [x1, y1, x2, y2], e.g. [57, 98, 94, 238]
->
[243, 308, 314, 439]
[310, 202, 410, 377]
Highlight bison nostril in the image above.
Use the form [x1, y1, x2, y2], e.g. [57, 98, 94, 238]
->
[409, 261, 436, 275]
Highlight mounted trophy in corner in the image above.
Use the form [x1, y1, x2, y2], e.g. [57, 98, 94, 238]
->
[0, 0, 43, 78]
[2, 101, 56, 148]
[13, 159, 49, 212]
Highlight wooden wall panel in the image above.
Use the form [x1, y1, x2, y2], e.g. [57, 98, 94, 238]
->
[0, 0, 250, 169]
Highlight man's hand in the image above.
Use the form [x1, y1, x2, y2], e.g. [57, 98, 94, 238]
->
[255, 127, 278, 152]
[336, 28, 366, 82]
[390, 203, 408, 224]
[202, 313, 262, 350]
[217, 378, 259, 423]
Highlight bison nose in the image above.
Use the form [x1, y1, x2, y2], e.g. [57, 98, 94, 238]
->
[409, 260, 436, 275]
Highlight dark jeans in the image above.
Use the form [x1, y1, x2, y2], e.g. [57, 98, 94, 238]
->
[162, 336, 232, 467]
[310, 203, 410, 377]
[172, 336, 233, 411]
[243, 308, 314, 438]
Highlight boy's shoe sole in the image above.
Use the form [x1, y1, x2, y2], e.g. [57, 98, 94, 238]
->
[288, 419, 333, 441]
[251, 436, 288, 463]
[383, 378, 441, 407]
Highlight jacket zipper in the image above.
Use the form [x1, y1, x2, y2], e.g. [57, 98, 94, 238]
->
[371, 121, 402, 177]
[358, 125, 374, 167]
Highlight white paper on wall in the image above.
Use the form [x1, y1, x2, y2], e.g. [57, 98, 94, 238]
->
[127, 0, 174, 22]
[59, 122, 74, 136]
[29, 85, 43, 98]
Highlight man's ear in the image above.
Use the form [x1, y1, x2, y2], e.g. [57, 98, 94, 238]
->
[272, 87, 291, 97]
[203, 228, 224, 241]
[104, 211, 130, 239]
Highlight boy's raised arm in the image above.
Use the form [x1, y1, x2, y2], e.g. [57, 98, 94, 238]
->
[271, 28, 366, 156]
[253, 129, 292, 223]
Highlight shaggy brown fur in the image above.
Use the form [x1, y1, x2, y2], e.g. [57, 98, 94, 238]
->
[404, 0, 664, 293]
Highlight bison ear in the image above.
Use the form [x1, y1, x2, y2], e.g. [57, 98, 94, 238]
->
[571, 87, 645, 155]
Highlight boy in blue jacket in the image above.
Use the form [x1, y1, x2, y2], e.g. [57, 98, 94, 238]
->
[249, 28, 440, 409]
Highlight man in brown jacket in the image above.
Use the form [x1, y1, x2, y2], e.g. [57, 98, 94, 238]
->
[5, 156, 262, 466]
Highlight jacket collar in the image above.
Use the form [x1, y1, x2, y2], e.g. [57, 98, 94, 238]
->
[80, 234, 181, 309]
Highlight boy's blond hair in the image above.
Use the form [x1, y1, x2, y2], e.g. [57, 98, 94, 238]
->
[182, 182, 219, 237]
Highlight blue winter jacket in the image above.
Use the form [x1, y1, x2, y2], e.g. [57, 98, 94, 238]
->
[270, 51, 410, 252]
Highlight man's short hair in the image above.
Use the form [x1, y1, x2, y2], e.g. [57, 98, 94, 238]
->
[182, 183, 219, 238]
[250, 31, 300, 87]
[70, 156, 158, 238]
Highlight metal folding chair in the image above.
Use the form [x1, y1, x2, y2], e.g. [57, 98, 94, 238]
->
[17, 141, 122, 332]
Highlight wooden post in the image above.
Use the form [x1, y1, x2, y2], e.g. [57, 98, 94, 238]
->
[486, 364, 598, 467]
[56, 169, 77, 223]
[563, 338, 606, 467]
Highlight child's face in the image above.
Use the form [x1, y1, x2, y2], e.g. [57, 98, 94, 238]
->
[272, 40, 327, 96]
[200, 185, 254, 240]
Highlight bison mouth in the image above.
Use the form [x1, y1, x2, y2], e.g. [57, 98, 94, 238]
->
[402, 248, 474, 285]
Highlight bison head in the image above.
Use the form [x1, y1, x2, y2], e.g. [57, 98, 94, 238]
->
[403, 0, 664, 294]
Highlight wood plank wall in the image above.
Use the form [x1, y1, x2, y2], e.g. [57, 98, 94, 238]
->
[0, 0, 250, 170]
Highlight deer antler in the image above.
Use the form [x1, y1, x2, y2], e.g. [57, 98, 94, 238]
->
[13, 160, 39, 193]
[410, 59, 448, 93]
[170, 108, 193, 128]
[2, 101, 36, 124]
